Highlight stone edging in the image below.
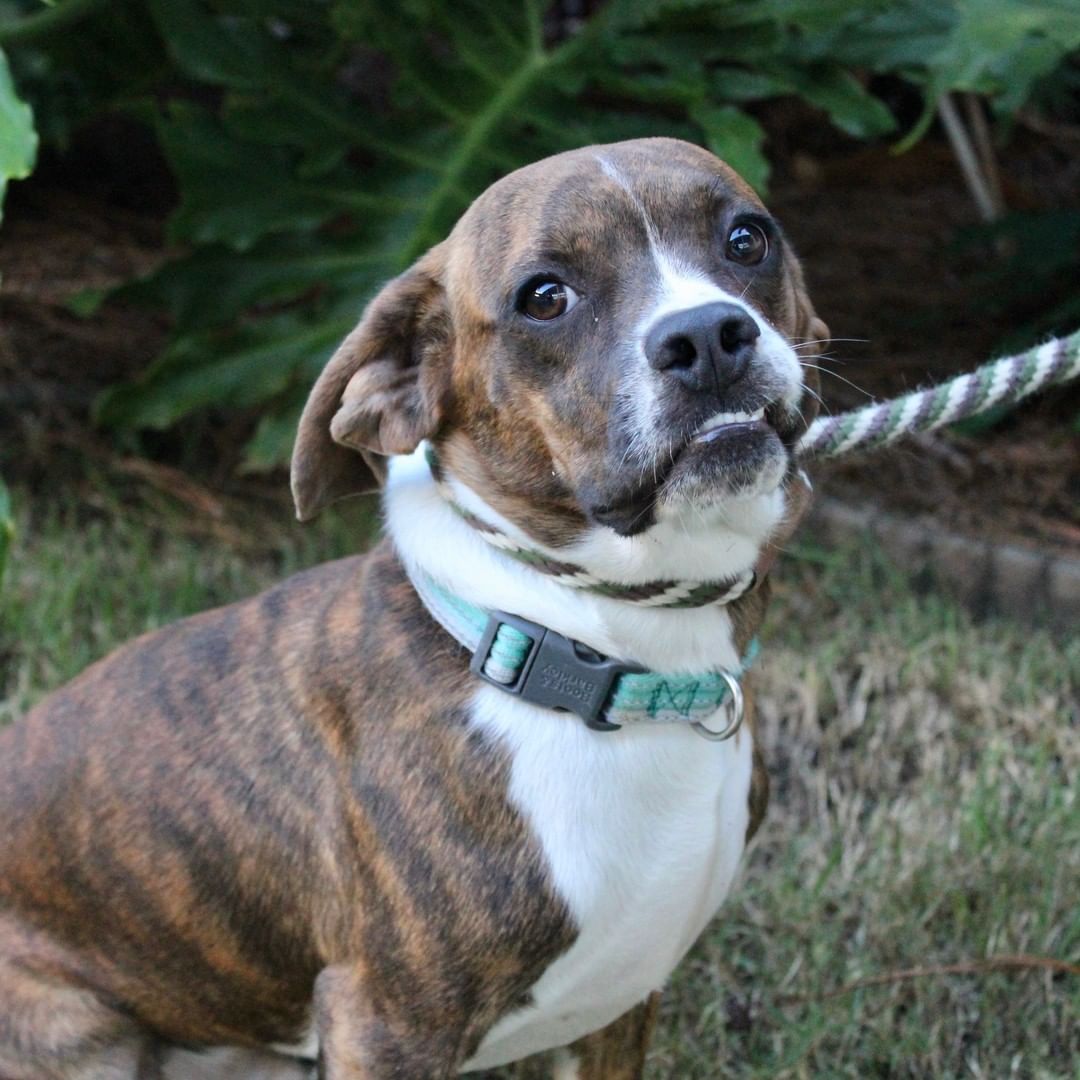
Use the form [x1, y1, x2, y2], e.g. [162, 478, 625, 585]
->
[805, 497, 1080, 629]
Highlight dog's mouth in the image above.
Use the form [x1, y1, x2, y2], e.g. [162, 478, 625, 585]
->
[690, 399, 800, 448]
[690, 404, 770, 446]
[587, 399, 799, 535]
[669, 397, 796, 472]
[652, 394, 803, 509]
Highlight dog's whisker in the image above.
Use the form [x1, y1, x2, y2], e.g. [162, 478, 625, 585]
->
[798, 384, 828, 412]
[799, 363, 874, 400]
[793, 337, 868, 349]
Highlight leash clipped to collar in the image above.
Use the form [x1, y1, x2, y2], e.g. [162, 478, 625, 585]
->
[412, 571, 756, 741]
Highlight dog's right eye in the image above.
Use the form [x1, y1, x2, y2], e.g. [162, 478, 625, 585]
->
[519, 279, 579, 322]
[726, 222, 769, 266]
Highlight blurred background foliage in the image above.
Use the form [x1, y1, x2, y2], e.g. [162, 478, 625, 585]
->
[1, 0, 1079, 469]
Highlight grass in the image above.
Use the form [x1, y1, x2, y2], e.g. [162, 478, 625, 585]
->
[0, 484, 378, 726]
[653, 547, 1079, 1080]
[1, 485, 1077, 1078]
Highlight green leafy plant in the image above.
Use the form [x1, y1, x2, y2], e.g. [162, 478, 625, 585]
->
[2, 0, 1078, 467]
[0, 44, 35, 224]
[92, 0, 900, 468]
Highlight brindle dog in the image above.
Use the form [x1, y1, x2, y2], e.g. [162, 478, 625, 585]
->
[0, 139, 827, 1079]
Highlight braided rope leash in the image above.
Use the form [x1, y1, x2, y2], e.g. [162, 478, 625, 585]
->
[796, 331, 1080, 461]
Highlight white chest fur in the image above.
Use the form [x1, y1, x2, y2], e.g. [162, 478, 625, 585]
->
[259, 699, 751, 1079]
[379, 446, 777, 1072]
[461, 687, 752, 1072]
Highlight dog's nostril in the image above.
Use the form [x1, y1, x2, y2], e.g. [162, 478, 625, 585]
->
[665, 335, 697, 370]
[719, 314, 760, 355]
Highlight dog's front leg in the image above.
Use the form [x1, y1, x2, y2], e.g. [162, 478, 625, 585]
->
[555, 994, 661, 1080]
[315, 964, 469, 1080]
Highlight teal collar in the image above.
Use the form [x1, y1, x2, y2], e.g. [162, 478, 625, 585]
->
[412, 572, 758, 741]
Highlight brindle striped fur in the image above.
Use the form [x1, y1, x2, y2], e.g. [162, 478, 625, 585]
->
[0, 547, 576, 1076]
[1, 138, 826, 1078]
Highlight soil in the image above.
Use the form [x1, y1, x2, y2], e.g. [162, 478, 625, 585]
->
[1, 118, 1078, 557]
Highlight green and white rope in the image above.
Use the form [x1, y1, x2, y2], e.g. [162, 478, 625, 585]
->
[796, 331, 1080, 461]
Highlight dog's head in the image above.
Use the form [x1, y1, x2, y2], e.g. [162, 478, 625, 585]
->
[293, 138, 827, 544]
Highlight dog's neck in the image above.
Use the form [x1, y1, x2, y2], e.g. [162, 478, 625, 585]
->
[384, 444, 785, 673]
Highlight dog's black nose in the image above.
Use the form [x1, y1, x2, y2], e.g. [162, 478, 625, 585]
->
[645, 301, 760, 393]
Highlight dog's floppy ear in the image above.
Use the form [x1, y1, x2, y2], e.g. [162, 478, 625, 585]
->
[789, 252, 830, 356]
[797, 301, 830, 356]
[782, 246, 829, 425]
[291, 246, 452, 521]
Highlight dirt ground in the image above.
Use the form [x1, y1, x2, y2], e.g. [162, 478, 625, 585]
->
[1, 122, 1078, 555]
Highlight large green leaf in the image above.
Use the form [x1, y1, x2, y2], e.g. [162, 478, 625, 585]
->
[786, 67, 897, 138]
[690, 104, 769, 192]
[119, 234, 392, 332]
[146, 0, 290, 91]
[96, 311, 353, 431]
[0, 45, 36, 221]
[158, 103, 428, 251]
[925, 0, 1080, 113]
[1, 1, 167, 149]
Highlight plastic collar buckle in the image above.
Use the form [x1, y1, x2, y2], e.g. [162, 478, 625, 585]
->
[470, 610, 645, 732]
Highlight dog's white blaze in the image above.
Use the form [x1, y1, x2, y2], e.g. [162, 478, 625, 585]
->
[636, 254, 803, 417]
[597, 152, 804, 465]
[461, 686, 752, 1071]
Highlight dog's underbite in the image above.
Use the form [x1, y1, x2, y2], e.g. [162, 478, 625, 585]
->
[0, 138, 830, 1079]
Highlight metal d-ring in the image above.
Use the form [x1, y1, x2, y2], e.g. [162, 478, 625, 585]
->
[691, 670, 745, 742]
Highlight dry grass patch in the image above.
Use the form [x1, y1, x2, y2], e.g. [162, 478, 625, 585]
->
[652, 547, 1078, 1079]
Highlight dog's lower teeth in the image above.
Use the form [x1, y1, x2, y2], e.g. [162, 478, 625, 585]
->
[696, 407, 766, 436]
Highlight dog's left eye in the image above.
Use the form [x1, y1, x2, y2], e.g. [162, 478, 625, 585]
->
[726, 223, 769, 266]
[520, 279, 580, 321]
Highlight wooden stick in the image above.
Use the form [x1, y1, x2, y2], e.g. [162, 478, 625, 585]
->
[937, 93, 1001, 222]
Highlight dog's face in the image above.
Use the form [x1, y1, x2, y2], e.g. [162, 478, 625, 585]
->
[293, 138, 827, 543]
